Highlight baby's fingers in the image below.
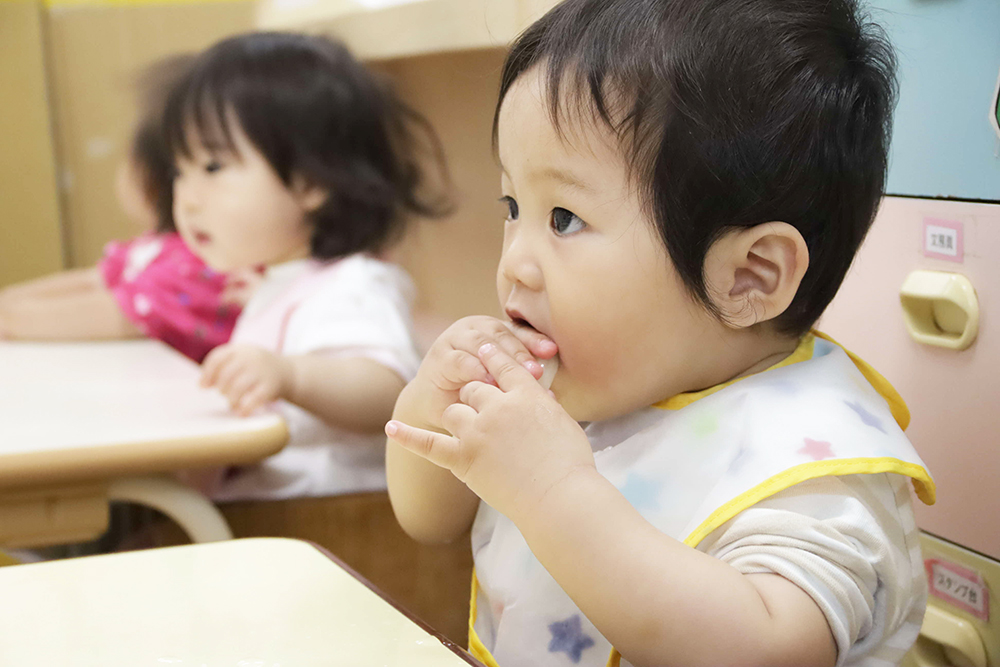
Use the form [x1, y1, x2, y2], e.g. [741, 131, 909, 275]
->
[507, 321, 558, 360]
[225, 372, 260, 411]
[200, 346, 235, 388]
[386, 421, 463, 472]
[236, 383, 273, 417]
[441, 349, 493, 388]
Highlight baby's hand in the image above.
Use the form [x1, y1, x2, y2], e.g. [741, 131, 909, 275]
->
[387, 343, 593, 522]
[200, 343, 291, 416]
[399, 316, 557, 433]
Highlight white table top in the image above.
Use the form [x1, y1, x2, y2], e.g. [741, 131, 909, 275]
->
[0, 340, 287, 488]
[0, 538, 480, 666]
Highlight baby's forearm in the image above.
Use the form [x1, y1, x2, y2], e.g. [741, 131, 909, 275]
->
[386, 382, 479, 544]
[283, 354, 406, 434]
[513, 467, 836, 667]
[0, 277, 140, 341]
[0, 267, 102, 302]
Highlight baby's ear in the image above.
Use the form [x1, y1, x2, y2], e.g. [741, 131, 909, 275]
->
[291, 174, 329, 213]
[703, 222, 809, 329]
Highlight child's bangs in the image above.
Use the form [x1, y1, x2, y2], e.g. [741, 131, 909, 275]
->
[494, 4, 663, 185]
[164, 74, 240, 160]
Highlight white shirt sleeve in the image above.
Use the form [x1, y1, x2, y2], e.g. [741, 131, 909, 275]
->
[282, 256, 422, 382]
[697, 474, 927, 666]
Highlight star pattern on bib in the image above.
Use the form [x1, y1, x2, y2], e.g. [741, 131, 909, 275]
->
[798, 437, 834, 461]
[845, 400, 886, 433]
[548, 615, 595, 663]
[728, 445, 753, 474]
[619, 473, 661, 510]
[691, 411, 719, 437]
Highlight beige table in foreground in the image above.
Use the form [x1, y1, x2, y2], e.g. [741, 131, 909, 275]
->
[0, 537, 481, 666]
[0, 340, 288, 547]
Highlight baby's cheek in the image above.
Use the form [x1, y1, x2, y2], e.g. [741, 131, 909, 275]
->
[548, 358, 615, 422]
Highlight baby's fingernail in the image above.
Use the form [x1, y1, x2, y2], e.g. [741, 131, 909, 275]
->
[478, 343, 496, 356]
[524, 359, 542, 374]
[385, 421, 399, 436]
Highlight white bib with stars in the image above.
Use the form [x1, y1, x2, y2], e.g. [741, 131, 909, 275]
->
[468, 334, 935, 667]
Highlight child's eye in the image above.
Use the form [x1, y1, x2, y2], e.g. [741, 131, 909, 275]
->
[499, 196, 519, 221]
[551, 208, 586, 235]
[205, 160, 223, 174]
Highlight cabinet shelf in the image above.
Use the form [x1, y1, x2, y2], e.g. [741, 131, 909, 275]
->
[256, 0, 559, 60]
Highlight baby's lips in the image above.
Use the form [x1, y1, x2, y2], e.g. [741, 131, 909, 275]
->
[538, 354, 560, 390]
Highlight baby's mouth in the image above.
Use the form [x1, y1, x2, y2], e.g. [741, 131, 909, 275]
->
[506, 309, 545, 337]
[192, 230, 212, 245]
[506, 308, 559, 389]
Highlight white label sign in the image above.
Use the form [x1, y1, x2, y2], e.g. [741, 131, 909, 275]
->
[925, 224, 959, 257]
[927, 559, 989, 620]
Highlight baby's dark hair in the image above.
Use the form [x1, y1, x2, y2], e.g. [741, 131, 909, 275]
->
[163, 31, 452, 260]
[497, 0, 897, 336]
[131, 54, 195, 233]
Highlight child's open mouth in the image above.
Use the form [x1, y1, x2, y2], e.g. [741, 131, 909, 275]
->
[506, 308, 544, 336]
[192, 230, 212, 245]
[506, 308, 559, 389]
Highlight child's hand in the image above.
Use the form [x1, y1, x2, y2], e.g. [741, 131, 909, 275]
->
[398, 316, 557, 434]
[387, 342, 593, 522]
[200, 343, 292, 416]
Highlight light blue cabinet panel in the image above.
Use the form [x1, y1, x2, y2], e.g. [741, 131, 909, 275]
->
[872, 0, 999, 201]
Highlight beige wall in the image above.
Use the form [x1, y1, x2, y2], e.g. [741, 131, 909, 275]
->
[379, 49, 508, 323]
[11, 1, 507, 321]
[0, 0, 64, 288]
[45, 0, 256, 268]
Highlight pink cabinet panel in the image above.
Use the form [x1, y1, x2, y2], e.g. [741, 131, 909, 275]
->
[822, 196, 1000, 558]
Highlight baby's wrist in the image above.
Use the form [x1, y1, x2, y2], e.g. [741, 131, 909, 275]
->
[278, 354, 300, 402]
[511, 463, 603, 529]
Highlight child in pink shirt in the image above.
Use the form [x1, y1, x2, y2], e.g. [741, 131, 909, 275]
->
[0, 56, 242, 362]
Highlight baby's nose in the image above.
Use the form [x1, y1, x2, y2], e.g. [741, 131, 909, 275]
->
[499, 233, 543, 291]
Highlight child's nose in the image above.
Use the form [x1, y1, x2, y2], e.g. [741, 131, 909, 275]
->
[499, 229, 544, 292]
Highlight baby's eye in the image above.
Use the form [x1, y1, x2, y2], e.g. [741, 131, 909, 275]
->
[499, 196, 519, 221]
[551, 208, 586, 235]
[204, 159, 223, 174]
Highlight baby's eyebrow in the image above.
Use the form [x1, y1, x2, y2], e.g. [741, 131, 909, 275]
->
[535, 167, 595, 194]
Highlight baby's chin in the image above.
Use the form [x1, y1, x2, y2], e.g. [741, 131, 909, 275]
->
[548, 379, 599, 423]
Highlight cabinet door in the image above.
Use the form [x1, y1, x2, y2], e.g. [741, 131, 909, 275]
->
[822, 196, 1000, 559]
[0, 0, 63, 287]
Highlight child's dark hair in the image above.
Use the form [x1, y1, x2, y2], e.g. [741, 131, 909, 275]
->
[131, 54, 195, 233]
[164, 31, 452, 259]
[497, 0, 897, 336]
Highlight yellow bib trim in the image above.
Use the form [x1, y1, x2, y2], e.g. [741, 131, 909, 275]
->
[653, 331, 911, 432]
[813, 331, 910, 430]
[654, 334, 816, 411]
[685, 456, 934, 547]
[469, 572, 502, 667]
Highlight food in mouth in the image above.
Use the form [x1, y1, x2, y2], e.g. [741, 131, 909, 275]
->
[538, 354, 559, 390]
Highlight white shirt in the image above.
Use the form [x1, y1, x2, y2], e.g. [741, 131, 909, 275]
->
[701, 473, 926, 667]
[212, 255, 421, 501]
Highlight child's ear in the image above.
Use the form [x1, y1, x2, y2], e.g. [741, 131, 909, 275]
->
[291, 174, 328, 213]
[703, 222, 809, 329]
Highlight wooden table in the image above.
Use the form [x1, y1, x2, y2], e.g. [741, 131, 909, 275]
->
[0, 537, 482, 666]
[0, 340, 288, 547]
